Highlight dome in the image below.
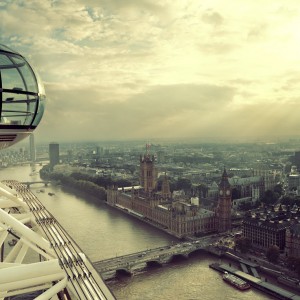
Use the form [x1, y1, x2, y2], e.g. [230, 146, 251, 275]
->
[0, 44, 45, 149]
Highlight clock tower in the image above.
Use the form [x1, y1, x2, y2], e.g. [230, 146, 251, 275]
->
[217, 168, 232, 232]
[140, 144, 157, 193]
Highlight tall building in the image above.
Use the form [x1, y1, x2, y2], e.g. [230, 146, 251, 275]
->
[29, 133, 36, 163]
[217, 169, 232, 232]
[140, 153, 157, 192]
[49, 142, 59, 167]
[295, 151, 300, 171]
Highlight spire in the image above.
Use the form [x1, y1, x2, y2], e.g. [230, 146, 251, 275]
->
[140, 147, 157, 193]
[146, 143, 151, 155]
[219, 167, 230, 190]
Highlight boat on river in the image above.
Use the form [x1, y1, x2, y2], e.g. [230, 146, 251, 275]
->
[278, 275, 300, 288]
[222, 272, 251, 291]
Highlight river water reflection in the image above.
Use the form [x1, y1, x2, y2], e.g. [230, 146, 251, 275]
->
[0, 164, 272, 299]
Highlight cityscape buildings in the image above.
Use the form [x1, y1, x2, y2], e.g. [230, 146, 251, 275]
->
[242, 203, 300, 259]
[107, 151, 232, 238]
[4, 138, 300, 260]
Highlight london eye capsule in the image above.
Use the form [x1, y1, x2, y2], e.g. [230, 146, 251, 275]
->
[0, 44, 46, 149]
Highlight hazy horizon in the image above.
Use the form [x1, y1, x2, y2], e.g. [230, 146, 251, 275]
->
[1, 1, 300, 143]
[11, 134, 300, 151]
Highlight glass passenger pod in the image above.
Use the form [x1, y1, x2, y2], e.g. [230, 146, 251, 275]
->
[0, 44, 45, 149]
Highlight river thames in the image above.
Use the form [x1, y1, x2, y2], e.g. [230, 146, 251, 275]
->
[0, 164, 273, 299]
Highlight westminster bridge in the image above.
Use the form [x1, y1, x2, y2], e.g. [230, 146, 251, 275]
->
[93, 236, 223, 280]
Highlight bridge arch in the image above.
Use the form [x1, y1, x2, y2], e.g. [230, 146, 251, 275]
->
[116, 268, 132, 277]
[146, 260, 162, 268]
[168, 253, 188, 263]
[188, 248, 206, 257]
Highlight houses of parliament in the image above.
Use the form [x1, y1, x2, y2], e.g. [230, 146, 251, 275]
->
[107, 151, 232, 238]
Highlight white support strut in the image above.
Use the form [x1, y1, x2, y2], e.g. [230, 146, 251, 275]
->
[0, 208, 53, 255]
[0, 180, 115, 300]
[35, 277, 68, 300]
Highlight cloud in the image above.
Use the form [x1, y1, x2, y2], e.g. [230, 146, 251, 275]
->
[198, 42, 238, 55]
[1, 0, 300, 143]
[202, 10, 224, 27]
[247, 23, 268, 41]
[228, 79, 256, 86]
[279, 73, 300, 92]
[36, 83, 235, 142]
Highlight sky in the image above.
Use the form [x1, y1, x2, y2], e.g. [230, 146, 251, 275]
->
[1, 0, 300, 143]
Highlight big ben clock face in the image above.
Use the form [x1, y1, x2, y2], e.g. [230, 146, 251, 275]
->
[219, 190, 223, 196]
[226, 190, 230, 196]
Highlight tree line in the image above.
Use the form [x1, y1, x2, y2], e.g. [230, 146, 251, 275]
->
[40, 165, 134, 201]
[41, 164, 205, 198]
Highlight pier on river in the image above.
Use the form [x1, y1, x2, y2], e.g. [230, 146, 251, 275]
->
[210, 263, 300, 300]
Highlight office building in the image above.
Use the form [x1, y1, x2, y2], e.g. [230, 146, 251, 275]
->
[295, 151, 300, 171]
[243, 215, 288, 251]
[49, 142, 59, 167]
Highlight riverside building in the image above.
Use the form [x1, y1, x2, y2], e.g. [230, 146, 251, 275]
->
[107, 151, 232, 238]
[243, 215, 288, 252]
[242, 205, 300, 255]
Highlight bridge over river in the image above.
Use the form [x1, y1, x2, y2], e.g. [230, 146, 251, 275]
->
[21, 180, 50, 188]
[93, 236, 222, 280]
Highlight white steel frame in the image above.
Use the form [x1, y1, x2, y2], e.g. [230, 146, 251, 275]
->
[0, 180, 115, 300]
